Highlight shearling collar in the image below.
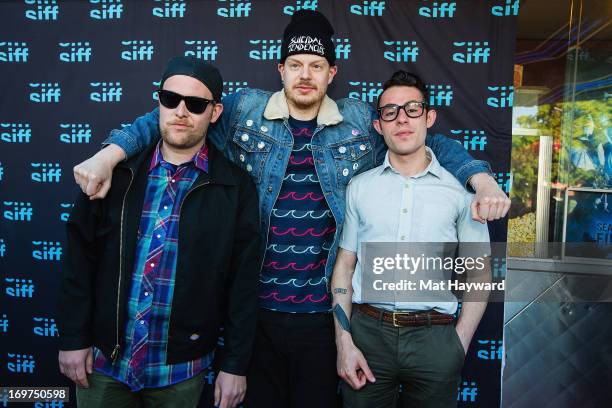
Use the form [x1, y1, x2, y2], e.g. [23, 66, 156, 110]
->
[263, 90, 343, 126]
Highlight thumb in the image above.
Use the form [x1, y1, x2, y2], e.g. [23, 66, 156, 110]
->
[470, 200, 485, 224]
[214, 377, 221, 407]
[86, 349, 93, 374]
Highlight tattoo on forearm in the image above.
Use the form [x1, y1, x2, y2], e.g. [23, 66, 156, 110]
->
[333, 288, 348, 295]
[333, 304, 351, 333]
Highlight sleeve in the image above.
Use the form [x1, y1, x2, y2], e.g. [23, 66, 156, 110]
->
[57, 192, 103, 350]
[425, 133, 492, 190]
[218, 174, 262, 375]
[339, 179, 359, 254]
[103, 108, 161, 159]
[457, 193, 491, 257]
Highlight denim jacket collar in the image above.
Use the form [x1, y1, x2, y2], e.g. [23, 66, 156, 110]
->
[263, 90, 343, 126]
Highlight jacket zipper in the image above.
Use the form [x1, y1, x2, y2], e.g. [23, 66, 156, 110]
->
[164, 179, 210, 361]
[111, 167, 135, 363]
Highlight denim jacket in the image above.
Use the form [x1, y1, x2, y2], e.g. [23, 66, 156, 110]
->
[105, 88, 491, 284]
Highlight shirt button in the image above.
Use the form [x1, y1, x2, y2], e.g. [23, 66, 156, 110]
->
[405, 184, 410, 188]
[150, 263, 155, 267]
[342, 168, 349, 176]
[246, 119, 253, 126]
[260, 126, 268, 132]
[156, 234, 161, 238]
[258, 141, 265, 149]
[171, 179, 176, 183]
[402, 209, 407, 214]
[241, 133, 249, 142]
[246, 164, 253, 172]
[144, 291, 149, 296]
[267, 186, 273, 193]
[140, 320, 145, 325]
[353, 163, 359, 170]
[163, 206, 168, 210]
[400, 236, 406, 240]
[359, 144, 366, 151]
[338, 146, 347, 154]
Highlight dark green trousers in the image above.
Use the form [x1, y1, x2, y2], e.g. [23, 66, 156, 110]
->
[341, 308, 465, 408]
[75, 370, 205, 408]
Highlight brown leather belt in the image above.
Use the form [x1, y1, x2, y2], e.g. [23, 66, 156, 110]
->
[355, 304, 455, 327]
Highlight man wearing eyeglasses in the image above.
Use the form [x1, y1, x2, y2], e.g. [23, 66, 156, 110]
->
[331, 71, 491, 408]
[58, 57, 261, 408]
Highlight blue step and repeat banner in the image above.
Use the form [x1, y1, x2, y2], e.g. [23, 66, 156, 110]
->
[0, 1, 516, 407]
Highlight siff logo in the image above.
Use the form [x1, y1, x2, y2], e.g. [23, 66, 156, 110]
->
[7, 353, 35, 374]
[348, 81, 382, 103]
[491, 0, 519, 16]
[217, 0, 251, 18]
[5, 278, 35, 298]
[90, 82, 122, 102]
[33, 317, 59, 337]
[450, 130, 487, 151]
[487, 85, 513, 108]
[59, 42, 91, 63]
[60, 123, 91, 144]
[283, 0, 317, 15]
[476, 339, 503, 360]
[0, 314, 7, 333]
[184, 40, 218, 61]
[419, 1, 456, 18]
[0, 42, 29, 62]
[384, 40, 418, 62]
[426, 84, 453, 106]
[453, 41, 490, 64]
[1, 123, 31, 143]
[492, 256, 506, 278]
[90, 0, 123, 20]
[3, 201, 33, 221]
[60, 203, 74, 222]
[29, 82, 61, 103]
[152, 0, 186, 18]
[121, 40, 154, 61]
[0, 239, 5, 258]
[457, 381, 478, 402]
[32, 241, 62, 261]
[496, 172, 512, 193]
[334, 39, 351, 60]
[223, 81, 248, 97]
[152, 80, 161, 100]
[25, 0, 59, 20]
[0, 162, 3, 181]
[34, 402, 65, 408]
[249, 40, 282, 61]
[350, 0, 385, 16]
[31, 162, 61, 183]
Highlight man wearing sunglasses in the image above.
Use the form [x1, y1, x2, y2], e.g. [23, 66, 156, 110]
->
[331, 71, 491, 408]
[69, 11, 508, 408]
[58, 57, 261, 408]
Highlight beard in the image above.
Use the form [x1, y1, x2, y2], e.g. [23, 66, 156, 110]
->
[284, 81, 325, 110]
[160, 123, 206, 150]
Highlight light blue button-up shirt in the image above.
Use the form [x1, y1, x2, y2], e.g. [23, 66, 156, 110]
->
[339, 147, 490, 314]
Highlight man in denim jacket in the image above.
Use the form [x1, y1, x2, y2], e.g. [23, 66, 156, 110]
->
[72, 10, 509, 408]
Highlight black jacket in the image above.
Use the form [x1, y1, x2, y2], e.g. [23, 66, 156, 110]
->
[58, 141, 261, 375]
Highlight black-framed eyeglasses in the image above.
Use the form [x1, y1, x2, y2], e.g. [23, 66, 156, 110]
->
[156, 89, 214, 114]
[377, 101, 428, 122]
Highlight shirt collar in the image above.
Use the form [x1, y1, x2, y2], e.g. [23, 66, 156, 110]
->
[380, 146, 443, 179]
[149, 140, 209, 173]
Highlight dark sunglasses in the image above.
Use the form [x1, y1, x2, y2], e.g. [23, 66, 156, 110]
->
[156, 89, 214, 114]
[377, 101, 428, 122]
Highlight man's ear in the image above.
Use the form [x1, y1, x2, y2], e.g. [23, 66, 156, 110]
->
[328, 65, 338, 84]
[373, 119, 383, 135]
[426, 109, 437, 129]
[210, 103, 224, 124]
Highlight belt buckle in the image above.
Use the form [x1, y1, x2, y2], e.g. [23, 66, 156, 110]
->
[392, 311, 411, 327]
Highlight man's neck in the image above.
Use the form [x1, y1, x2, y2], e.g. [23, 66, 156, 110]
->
[286, 96, 321, 121]
[388, 146, 430, 177]
[160, 139, 205, 165]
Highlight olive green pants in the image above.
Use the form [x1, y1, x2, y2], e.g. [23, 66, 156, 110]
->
[76, 370, 205, 408]
[341, 309, 465, 408]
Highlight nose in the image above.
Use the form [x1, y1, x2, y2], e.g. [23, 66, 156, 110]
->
[299, 66, 311, 80]
[175, 100, 188, 117]
[396, 107, 410, 123]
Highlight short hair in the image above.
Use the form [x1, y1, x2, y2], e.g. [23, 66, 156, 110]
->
[377, 70, 429, 108]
